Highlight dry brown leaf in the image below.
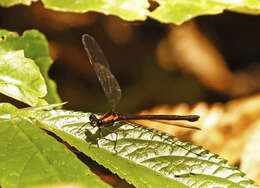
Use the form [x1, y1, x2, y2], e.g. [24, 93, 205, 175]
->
[240, 119, 260, 183]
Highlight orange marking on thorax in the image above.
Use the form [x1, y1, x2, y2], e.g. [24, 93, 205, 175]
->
[100, 112, 110, 120]
[102, 114, 119, 122]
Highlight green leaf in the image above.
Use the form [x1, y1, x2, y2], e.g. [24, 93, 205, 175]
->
[1, 1, 260, 24]
[28, 109, 258, 188]
[150, 0, 260, 25]
[0, 50, 47, 106]
[0, 104, 110, 188]
[0, 0, 36, 7]
[42, 0, 149, 21]
[0, 0, 149, 21]
[0, 29, 61, 106]
[0, 103, 19, 115]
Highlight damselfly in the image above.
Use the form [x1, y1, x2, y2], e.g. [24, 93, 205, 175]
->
[81, 34, 200, 150]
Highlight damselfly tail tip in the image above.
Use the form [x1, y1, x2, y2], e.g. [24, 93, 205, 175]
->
[189, 115, 200, 122]
[193, 126, 201, 130]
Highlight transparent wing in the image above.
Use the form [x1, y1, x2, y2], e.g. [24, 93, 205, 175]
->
[82, 34, 110, 69]
[93, 63, 121, 108]
[82, 34, 121, 109]
[149, 119, 201, 130]
[129, 119, 201, 130]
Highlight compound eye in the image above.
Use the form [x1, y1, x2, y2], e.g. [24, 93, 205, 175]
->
[89, 114, 95, 121]
[89, 114, 99, 127]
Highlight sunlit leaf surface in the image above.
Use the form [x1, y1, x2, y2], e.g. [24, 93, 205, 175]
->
[28, 108, 257, 188]
[0, 0, 149, 21]
[0, 103, 110, 188]
[0, 0, 36, 6]
[42, 0, 149, 21]
[150, 0, 260, 25]
[0, 29, 61, 105]
[0, 50, 47, 106]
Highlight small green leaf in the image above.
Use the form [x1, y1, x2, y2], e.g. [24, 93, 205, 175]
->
[0, 29, 61, 105]
[0, 50, 47, 106]
[0, 104, 110, 188]
[29, 109, 258, 188]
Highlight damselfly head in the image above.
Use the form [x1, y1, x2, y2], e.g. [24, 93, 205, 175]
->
[89, 114, 98, 126]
